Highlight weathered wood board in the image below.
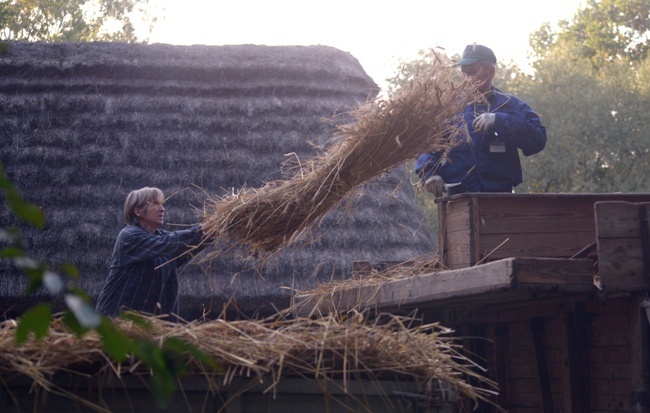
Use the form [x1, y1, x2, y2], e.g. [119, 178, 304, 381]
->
[294, 257, 595, 317]
[595, 201, 650, 290]
[438, 193, 650, 270]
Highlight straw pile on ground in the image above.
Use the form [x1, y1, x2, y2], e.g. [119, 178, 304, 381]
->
[202, 54, 477, 256]
[0, 313, 497, 410]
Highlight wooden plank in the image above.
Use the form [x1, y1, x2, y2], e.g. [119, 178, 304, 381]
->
[470, 296, 592, 324]
[480, 232, 596, 260]
[477, 197, 597, 235]
[293, 259, 517, 316]
[591, 393, 631, 411]
[437, 196, 447, 260]
[446, 229, 472, 268]
[369, 259, 516, 309]
[445, 199, 472, 233]
[439, 194, 650, 269]
[530, 318, 554, 413]
[494, 323, 508, 408]
[562, 303, 590, 413]
[470, 196, 481, 266]
[631, 293, 650, 413]
[514, 258, 595, 286]
[596, 202, 650, 290]
[295, 258, 597, 317]
[442, 198, 471, 268]
[595, 202, 649, 237]
[597, 238, 645, 284]
[447, 193, 650, 203]
[590, 362, 632, 379]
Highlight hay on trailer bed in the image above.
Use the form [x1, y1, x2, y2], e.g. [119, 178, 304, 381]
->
[292, 255, 445, 316]
[0, 312, 497, 409]
[202, 54, 477, 256]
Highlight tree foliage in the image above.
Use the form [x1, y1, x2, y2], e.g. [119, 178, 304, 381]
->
[531, 0, 650, 70]
[518, 46, 650, 193]
[0, 0, 157, 42]
[520, 0, 650, 193]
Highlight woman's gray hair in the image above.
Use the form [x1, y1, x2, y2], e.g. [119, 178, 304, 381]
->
[124, 187, 164, 225]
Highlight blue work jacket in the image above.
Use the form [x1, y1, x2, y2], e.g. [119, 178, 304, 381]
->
[415, 88, 547, 193]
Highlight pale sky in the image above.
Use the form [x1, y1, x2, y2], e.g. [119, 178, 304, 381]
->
[148, 0, 586, 90]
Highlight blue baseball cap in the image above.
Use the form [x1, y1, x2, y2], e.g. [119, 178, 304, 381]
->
[455, 44, 497, 66]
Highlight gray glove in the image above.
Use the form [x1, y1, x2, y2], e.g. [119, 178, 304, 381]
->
[424, 175, 445, 198]
[472, 112, 495, 133]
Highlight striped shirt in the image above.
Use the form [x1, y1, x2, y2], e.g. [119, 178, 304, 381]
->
[95, 224, 203, 318]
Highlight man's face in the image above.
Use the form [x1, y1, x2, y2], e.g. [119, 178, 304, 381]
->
[461, 61, 494, 94]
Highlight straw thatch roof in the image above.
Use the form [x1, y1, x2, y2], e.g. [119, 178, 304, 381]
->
[0, 41, 435, 320]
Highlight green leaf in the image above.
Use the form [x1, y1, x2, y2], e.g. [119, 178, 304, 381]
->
[150, 366, 177, 407]
[163, 337, 217, 369]
[42, 271, 64, 294]
[13, 256, 41, 270]
[6, 190, 45, 229]
[68, 286, 91, 301]
[119, 311, 154, 332]
[134, 340, 167, 370]
[62, 310, 88, 337]
[16, 304, 52, 344]
[16, 258, 48, 296]
[59, 263, 79, 278]
[65, 294, 101, 328]
[0, 163, 11, 190]
[0, 229, 18, 243]
[0, 246, 24, 258]
[133, 342, 178, 407]
[0, 42, 10, 55]
[96, 319, 133, 362]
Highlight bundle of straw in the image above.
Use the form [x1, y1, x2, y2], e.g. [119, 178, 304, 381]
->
[0, 313, 497, 408]
[202, 54, 477, 256]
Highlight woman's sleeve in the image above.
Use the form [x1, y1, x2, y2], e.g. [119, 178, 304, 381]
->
[117, 226, 204, 265]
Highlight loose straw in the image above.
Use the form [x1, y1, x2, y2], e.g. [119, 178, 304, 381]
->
[0, 313, 498, 409]
[202, 52, 477, 256]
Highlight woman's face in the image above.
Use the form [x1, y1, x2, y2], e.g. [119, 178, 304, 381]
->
[135, 193, 165, 233]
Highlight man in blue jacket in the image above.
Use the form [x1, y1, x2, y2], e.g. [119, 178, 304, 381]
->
[415, 44, 547, 196]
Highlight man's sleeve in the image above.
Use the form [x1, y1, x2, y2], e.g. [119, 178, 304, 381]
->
[495, 100, 547, 156]
[415, 152, 442, 182]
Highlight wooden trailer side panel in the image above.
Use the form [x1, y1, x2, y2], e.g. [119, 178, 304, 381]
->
[439, 197, 475, 269]
[438, 194, 650, 269]
[588, 299, 634, 412]
[596, 202, 650, 290]
[472, 297, 644, 413]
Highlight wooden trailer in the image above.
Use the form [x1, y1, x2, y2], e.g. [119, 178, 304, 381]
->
[1, 374, 457, 413]
[297, 193, 650, 413]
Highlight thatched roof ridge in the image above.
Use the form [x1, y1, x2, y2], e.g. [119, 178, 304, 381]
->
[0, 42, 370, 97]
[0, 41, 435, 319]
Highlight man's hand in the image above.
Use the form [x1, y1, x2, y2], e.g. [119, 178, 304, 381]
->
[473, 112, 495, 133]
[424, 175, 445, 198]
